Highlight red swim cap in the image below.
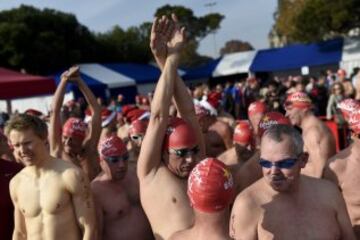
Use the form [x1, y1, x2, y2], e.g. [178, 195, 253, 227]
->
[163, 117, 197, 150]
[258, 112, 290, 137]
[248, 101, 267, 117]
[233, 120, 252, 145]
[188, 158, 234, 213]
[337, 99, 360, 120]
[62, 117, 87, 140]
[284, 92, 312, 109]
[129, 119, 148, 136]
[348, 108, 360, 134]
[98, 135, 127, 160]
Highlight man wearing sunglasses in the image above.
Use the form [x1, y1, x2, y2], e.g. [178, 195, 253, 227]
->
[230, 124, 355, 240]
[91, 135, 153, 240]
[137, 14, 204, 240]
[284, 91, 336, 178]
[324, 108, 360, 238]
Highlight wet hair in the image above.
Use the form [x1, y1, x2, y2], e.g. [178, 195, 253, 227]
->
[5, 113, 48, 140]
[262, 124, 303, 156]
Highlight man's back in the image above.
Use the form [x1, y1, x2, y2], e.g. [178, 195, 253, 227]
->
[231, 176, 351, 240]
[10, 158, 89, 240]
[140, 164, 194, 240]
[301, 116, 336, 177]
[325, 142, 360, 238]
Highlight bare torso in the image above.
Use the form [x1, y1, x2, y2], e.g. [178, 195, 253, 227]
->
[236, 177, 343, 240]
[301, 117, 336, 178]
[326, 142, 360, 238]
[92, 166, 153, 240]
[10, 159, 83, 240]
[140, 164, 194, 240]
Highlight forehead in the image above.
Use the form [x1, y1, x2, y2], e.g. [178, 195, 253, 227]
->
[260, 135, 294, 159]
[9, 128, 40, 143]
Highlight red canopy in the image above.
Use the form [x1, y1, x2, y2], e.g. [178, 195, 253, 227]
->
[0, 67, 56, 99]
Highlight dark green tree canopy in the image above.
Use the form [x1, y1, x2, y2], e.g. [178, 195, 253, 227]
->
[273, 0, 360, 44]
[0, 4, 224, 74]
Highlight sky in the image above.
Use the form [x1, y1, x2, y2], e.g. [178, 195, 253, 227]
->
[0, 0, 278, 58]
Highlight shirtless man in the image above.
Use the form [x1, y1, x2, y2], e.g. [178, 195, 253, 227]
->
[50, 66, 101, 180]
[6, 114, 97, 240]
[91, 135, 153, 240]
[233, 112, 290, 193]
[324, 108, 360, 238]
[285, 91, 336, 178]
[169, 158, 234, 240]
[195, 102, 233, 157]
[230, 124, 355, 240]
[138, 14, 205, 240]
[218, 120, 254, 167]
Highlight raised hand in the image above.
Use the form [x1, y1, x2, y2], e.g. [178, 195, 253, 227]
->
[150, 14, 186, 64]
[61, 66, 80, 83]
[167, 14, 186, 56]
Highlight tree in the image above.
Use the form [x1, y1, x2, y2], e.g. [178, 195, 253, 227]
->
[272, 0, 360, 44]
[0, 5, 100, 74]
[220, 40, 254, 55]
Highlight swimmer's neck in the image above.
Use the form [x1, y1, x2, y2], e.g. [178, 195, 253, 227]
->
[192, 210, 229, 236]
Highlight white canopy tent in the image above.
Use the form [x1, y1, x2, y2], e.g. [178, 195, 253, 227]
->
[212, 50, 257, 77]
[340, 37, 360, 77]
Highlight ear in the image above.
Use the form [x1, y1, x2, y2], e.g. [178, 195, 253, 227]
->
[299, 152, 309, 168]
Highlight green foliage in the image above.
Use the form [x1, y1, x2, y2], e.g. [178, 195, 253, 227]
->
[0, 5, 99, 74]
[274, 0, 360, 43]
[0, 4, 224, 73]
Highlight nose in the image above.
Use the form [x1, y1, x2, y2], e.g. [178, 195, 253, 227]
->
[184, 155, 196, 164]
[270, 165, 281, 175]
[117, 159, 126, 168]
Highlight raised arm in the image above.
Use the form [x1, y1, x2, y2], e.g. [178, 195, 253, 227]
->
[74, 74, 101, 151]
[150, 14, 205, 159]
[50, 67, 78, 157]
[137, 16, 183, 180]
[64, 168, 97, 240]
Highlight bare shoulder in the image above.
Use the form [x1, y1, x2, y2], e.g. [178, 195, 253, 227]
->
[61, 161, 88, 193]
[303, 176, 341, 202]
[233, 179, 264, 210]
[327, 149, 349, 173]
[9, 169, 24, 195]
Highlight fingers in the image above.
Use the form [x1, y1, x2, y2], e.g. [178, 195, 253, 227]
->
[151, 17, 158, 34]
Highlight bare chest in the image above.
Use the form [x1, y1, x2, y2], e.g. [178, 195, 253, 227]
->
[16, 174, 70, 218]
[100, 187, 133, 221]
[258, 202, 340, 240]
[141, 169, 193, 226]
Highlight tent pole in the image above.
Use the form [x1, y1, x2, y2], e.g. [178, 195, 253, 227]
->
[6, 99, 12, 115]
